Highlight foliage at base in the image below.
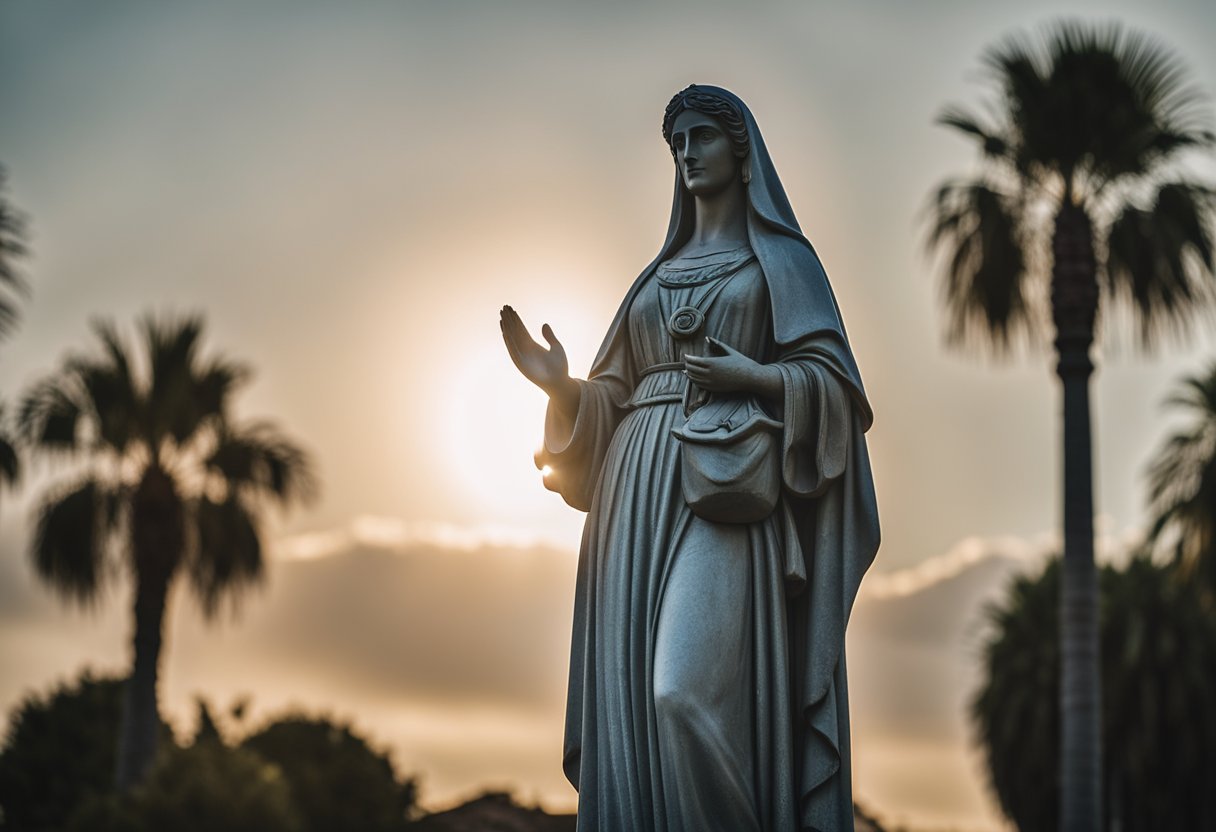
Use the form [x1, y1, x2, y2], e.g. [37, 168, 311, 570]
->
[0, 675, 415, 832]
[242, 713, 416, 832]
[0, 672, 166, 832]
[65, 743, 301, 832]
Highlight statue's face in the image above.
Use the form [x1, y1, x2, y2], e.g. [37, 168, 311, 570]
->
[669, 110, 738, 197]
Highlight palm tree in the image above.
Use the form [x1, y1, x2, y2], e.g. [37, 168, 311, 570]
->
[1147, 362, 1216, 594]
[926, 21, 1216, 830]
[18, 314, 316, 789]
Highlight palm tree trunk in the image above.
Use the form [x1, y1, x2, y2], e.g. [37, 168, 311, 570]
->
[115, 466, 183, 790]
[1051, 201, 1102, 832]
[114, 565, 170, 789]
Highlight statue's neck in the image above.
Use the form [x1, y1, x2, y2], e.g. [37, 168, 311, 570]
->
[685, 180, 748, 254]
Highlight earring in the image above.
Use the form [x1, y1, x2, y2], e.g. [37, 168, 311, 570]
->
[742, 167, 751, 184]
[741, 156, 751, 184]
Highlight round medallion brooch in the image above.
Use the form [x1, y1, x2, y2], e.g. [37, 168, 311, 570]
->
[667, 306, 704, 340]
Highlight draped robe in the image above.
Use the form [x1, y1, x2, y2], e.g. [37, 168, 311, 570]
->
[539, 245, 878, 831]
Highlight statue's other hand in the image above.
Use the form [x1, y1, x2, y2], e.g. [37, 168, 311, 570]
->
[684, 337, 783, 399]
[684, 352, 755, 393]
[499, 305, 570, 394]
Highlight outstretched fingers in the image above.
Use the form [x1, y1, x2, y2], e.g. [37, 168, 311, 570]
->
[500, 305, 533, 349]
[500, 305, 522, 339]
[500, 321, 524, 368]
[500, 306, 533, 368]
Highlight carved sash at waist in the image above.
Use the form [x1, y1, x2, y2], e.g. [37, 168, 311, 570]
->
[639, 361, 683, 377]
[627, 363, 686, 409]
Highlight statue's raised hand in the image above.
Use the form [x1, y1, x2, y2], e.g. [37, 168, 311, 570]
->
[500, 306, 581, 418]
[499, 305, 569, 391]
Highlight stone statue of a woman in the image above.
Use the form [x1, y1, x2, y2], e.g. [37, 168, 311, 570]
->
[500, 85, 879, 832]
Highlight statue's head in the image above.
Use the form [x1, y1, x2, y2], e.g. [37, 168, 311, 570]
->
[662, 85, 752, 196]
[662, 85, 750, 161]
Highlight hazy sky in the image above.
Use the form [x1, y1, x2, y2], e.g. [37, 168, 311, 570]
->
[2, 2, 1216, 830]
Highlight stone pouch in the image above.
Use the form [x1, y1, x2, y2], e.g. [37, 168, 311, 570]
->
[671, 395, 783, 524]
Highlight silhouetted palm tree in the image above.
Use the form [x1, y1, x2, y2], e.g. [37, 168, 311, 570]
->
[18, 314, 316, 789]
[927, 21, 1216, 830]
[1147, 362, 1216, 593]
[973, 556, 1216, 831]
[0, 165, 30, 493]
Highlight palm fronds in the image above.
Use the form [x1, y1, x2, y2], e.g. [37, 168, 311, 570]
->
[32, 478, 122, 606]
[925, 179, 1033, 351]
[928, 19, 1216, 355]
[1147, 363, 1216, 591]
[0, 166, 29, 340]
[1106, 183, 1216, 347]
